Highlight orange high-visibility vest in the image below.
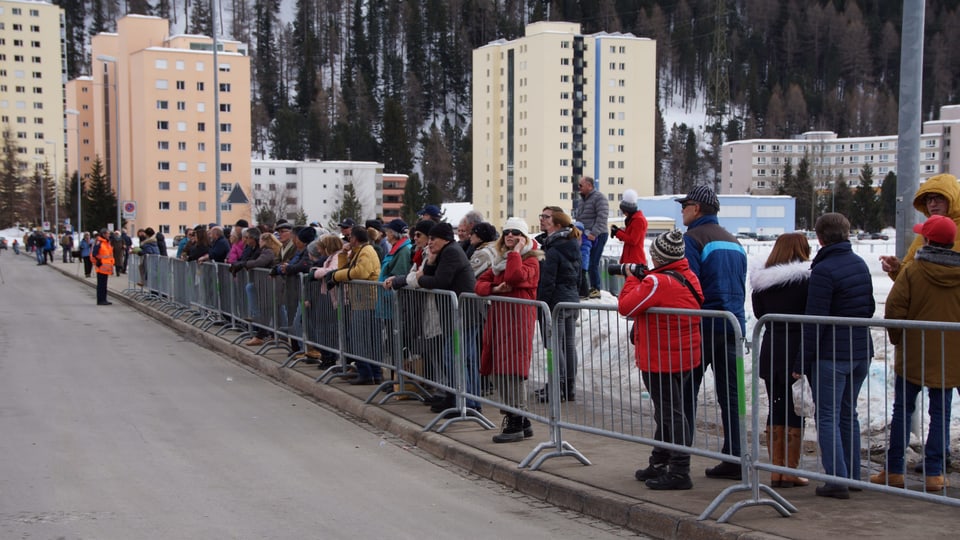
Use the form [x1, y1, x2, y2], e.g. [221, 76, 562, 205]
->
[92, 236, 115, 275]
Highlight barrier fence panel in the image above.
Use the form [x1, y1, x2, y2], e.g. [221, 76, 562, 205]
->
[751, 314, 960, 512]
[531, 302, 791, 522]
[124, 254, 141, 294]
[189, 262, 221, 328]
[151, 256, 176, 312]
[245, 267, 290, 356]
[388, 287, 491, 432]
[227, 267, 255, 344]
[285, 274, 341, 372]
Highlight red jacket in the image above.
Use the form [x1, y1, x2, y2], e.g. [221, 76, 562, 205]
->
[475, 250, 541, 376]
[615, 211, 648, 265]
[617, 259, 702, 373]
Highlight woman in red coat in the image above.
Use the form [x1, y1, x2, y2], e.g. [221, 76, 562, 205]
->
[618, 229, 703, 490]
[476, 217, 543, 443]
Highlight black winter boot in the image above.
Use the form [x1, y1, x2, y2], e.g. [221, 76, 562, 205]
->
[492, 414, 526, 443]
[522, 417, 533, 438]
[645, 466, 693, 490]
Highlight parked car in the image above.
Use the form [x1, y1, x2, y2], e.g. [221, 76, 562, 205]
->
[856, 232, 889, 241]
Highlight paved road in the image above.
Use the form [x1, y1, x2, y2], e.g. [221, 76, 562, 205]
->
[0, 256, 641, 539]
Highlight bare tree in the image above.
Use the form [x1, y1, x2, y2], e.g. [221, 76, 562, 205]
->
[252, 184, 293, 226]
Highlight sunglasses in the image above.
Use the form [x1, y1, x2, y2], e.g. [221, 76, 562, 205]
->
[681, 202, 698, 209]
[539, 214, 552, 220]
[503, 229, 525, 237]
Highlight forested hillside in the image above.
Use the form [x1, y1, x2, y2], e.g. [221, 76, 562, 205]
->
[54, 0, 960, 200]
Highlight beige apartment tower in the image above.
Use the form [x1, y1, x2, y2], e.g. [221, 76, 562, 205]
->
[79, 14, 251, 236]
[0, 0, 65, 226]
[472, 21, 656, 232]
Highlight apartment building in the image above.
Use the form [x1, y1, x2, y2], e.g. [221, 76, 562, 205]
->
[472, 21, 656, 232]
[724, 104, 960, 194]
[251, 160, 384, 228]
[0, 0, 65, 202]
[75, 14, 251, 236]
[64, 76, 95, 188]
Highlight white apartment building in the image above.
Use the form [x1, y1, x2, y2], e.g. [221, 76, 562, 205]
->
[0, 0, 65, 187]
[724, 104, 960, 194]
[251, 160, 383, 228]
[472, 21, 656, 232]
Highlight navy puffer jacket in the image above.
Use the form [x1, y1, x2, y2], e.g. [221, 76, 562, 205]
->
[538, 228, 581, 308]
[802, 241, 875, 364]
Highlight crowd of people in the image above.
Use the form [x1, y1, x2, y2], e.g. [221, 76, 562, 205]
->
[26, 174, 955, 497]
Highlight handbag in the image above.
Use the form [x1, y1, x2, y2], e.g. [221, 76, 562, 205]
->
[792, 375, 816, 417]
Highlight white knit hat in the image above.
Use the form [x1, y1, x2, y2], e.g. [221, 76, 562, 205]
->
[502, 217, 530, 237]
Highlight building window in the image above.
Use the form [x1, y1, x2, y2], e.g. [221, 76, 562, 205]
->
[156, 100, 168, 109]
[158, 181, 170, 190]
[219, 83, 231, 92]
[178, 141, 186, 151]
[198, 202, 206, 211]
[198, 182, 206, 191]
[155, 59, 168, 69]
[157, 141, 169, 150]
[178, 201, 188, 211]
[220, 143, 231, 152]
[220, 163, 232, 172]
[157, 161, 170, 170]
[177, 101, 186, 111]
[197, 122, 205, 132]
[158, 201, 170, 210]
[157, 120, 169, 130]
[176, 122, 187, 132]
[175, 60, 185, 70]
[196, 82, 205, 91]
[156, 79, 168, 90]
[219, 123, 232, 132]
[177, 162, 187, 171]
[220, 103, 231, 112]
[176, 80, 185, 90]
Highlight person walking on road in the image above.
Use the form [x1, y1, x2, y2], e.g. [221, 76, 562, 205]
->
[91, 228, 115, 305]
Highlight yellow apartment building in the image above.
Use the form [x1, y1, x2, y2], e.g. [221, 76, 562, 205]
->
[472, 21, 656, 232]
[0, 0, 65, 225]
[80, 14, 251, 236]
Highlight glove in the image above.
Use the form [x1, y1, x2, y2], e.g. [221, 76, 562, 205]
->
[229, 263, 242, 274]
[95, 260, 101, 268]
[610, 224, 620, 237]
[324, 272, 338, 288]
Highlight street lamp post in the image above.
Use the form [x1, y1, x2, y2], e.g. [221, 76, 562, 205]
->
[33, 157, 45, 230]
[45, 140, 58, 236]
[66, 109, 82, 234]
[97, 54, 122, 232]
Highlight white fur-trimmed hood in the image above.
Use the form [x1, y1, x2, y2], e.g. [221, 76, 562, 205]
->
[749, 259, 811, 293]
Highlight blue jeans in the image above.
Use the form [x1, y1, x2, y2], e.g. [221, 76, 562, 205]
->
[350, 309, 380, 380]
[813, 359, 869, 480]
[886, 376, 955, 476]
[688, 326, 741, 457]
[587, 232, 608, 290]
[36, 247, 45, 264]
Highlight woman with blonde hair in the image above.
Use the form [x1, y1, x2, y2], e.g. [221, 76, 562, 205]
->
[750, 232, 811, 488]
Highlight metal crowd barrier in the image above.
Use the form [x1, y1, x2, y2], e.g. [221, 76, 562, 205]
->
[752, 314, 960, 511]
[112, 252, 960, 521]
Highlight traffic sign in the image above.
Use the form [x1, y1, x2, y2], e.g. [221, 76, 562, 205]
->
[122, 200, 137, 220]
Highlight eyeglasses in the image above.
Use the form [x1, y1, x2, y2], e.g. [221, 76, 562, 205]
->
[681, 202, 698, 209]
[539, 214, 552, 220]
[503, 229, 525, 237]
[925, 194, 947, 204]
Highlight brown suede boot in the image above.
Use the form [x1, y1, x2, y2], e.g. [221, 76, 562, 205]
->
[781, 426, 809, 487]
[769, 426, 785, 487]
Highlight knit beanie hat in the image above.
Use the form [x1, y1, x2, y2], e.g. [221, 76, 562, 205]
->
[620, 189, 638, 215]
[429, 222, 455, 242]
[413, 220, 435, 237]
[297, 226, 317, 244]
[502, 217, 530, 237]
[471, 222, 498, 243]
[649, 229, 686, 266]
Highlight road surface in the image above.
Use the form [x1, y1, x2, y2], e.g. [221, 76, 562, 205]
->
[0, 255, 640, 538]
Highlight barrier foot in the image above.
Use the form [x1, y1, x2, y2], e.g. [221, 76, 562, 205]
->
[522, 440, 591, 470]
[364, 380, 398, 404]
[697, 482, 794, 523]
[318, 365, 355, 384]
[423, 407, 495, 433]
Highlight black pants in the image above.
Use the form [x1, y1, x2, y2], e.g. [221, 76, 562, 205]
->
[83, 258, 93, 277]
[687, 326, 742, 457]
[96, 273, 109, 304]
[643, 370, 694, 472]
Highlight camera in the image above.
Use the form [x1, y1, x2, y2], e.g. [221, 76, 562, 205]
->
[607, 263, 648, 277]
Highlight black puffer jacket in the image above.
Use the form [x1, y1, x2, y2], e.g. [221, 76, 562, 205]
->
[538, 227, 581, 308]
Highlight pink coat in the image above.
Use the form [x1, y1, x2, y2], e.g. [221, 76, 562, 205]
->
[475, 251, 541, 376]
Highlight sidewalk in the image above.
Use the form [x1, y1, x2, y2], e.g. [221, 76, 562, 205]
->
[41, 257, 959, 539]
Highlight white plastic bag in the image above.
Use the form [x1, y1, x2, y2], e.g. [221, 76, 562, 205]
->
[792, 375, 816, 417]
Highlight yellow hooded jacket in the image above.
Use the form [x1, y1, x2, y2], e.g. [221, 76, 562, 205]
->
[888, 173, 960, 280]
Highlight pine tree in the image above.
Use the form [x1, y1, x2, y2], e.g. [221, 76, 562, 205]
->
[190, 0, 215, 37]
[781, 157, 813, 229]
[0, 127, 25, 228]
[401, 172, 427, 224]
[380, 97, 412, 173]
[880, 171, 897, 227]
[833, 174, 853, 218]
[852, 163, 881, 232]
[332, 182, 363, 229]
[62, 0, 87, 78]
[421, 123, 453, 200]
[85, 156, 117, 231]
[254, 0, 282, 117]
